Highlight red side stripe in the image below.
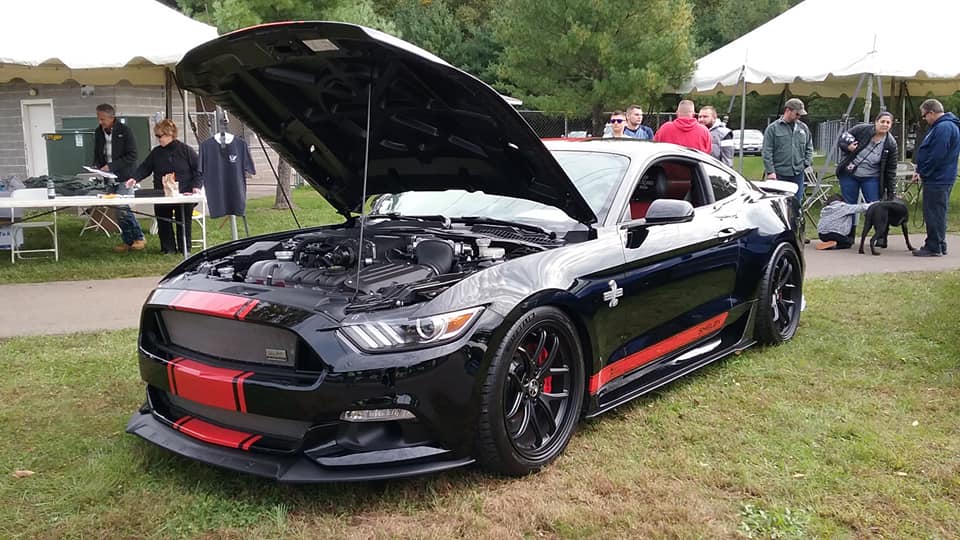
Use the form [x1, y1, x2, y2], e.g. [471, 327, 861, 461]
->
[173, 416, 261, 450]
[235, 371, 254, 413]
[171, 359, 248, 411]
[168, 290, 259, 320]
[589, 312, 729, 394]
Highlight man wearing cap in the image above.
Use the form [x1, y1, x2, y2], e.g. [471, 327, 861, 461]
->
[762, 98, 814, 202]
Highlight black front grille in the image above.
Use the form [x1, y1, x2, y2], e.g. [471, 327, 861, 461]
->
[158, 310, 299, 368]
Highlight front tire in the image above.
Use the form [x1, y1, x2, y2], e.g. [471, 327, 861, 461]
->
[755, 242, 803, 345]
[475, 307, 585, 476]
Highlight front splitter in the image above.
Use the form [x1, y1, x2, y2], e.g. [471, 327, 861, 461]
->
[126, 411, 475, 483]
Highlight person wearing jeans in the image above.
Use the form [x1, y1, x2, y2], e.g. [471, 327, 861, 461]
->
[913, 99, 960, 257]
[836, 112, 898, 206]
[92, 103, 145, 252]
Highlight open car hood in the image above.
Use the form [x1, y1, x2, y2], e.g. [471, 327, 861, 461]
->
[176, 22, 597, 224]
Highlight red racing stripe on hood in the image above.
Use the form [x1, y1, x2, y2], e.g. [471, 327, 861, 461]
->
[590, 312, 728, 394]
[167, 290, 259, 320]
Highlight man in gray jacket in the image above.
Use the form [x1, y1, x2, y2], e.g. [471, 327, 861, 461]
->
[698, 106, 734, 166]
[762, 98, 814, 202]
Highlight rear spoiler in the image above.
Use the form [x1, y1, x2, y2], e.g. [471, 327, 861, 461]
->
[750, 179, 799, 196]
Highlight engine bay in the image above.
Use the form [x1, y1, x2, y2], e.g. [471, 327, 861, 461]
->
[190, 221, 563, 312]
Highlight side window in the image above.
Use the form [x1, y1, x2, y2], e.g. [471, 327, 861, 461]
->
[702, 163, 738, 201]
[624, 159, 707, 222]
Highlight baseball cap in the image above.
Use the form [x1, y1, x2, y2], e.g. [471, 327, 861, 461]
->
[785, 98, 807, 115]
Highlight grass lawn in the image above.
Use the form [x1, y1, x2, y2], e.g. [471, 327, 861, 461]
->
[1, 271, 958, 538]
[2, 162, 959, 285]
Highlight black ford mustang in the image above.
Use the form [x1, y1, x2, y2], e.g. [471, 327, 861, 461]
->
[127, 22, 805, 482]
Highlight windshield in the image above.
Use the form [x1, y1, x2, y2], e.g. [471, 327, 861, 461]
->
[369, 150, 628, 229]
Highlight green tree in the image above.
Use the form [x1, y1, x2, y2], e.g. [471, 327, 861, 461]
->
[377, 0, 501, 82]
[175, 0, 394, 34]
[494, 0, 696, 133]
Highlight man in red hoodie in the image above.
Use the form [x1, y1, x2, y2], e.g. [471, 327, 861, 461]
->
[654, 100, 712, 154]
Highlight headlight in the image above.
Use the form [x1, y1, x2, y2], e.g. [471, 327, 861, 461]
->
[340, 306, 484, 352]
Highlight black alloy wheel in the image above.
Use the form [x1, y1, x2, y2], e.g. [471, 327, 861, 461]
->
[755, 242, 803, 345]
[475, 307, 585, 476]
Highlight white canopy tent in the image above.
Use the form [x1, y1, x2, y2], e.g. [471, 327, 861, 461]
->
[0, 0, 218, 86]
[681, 0, 960, 169]
[682, 0, 960, 98]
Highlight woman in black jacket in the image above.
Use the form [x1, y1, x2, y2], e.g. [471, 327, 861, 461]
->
[127, 119, 203, 254]
[835, 112, 899, 203]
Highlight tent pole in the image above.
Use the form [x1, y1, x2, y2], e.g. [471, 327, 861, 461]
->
[164, 69, 173, 120]
[901, 81, 907, 161]
[739, 70, 746, 173]
[843, 73, 867, 122]
[863, 74, 873, 123]
[182, 89, 189, 145]
[876, 75, 885, 113]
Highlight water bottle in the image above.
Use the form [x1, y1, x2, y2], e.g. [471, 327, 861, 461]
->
[46, 178, 56, 199]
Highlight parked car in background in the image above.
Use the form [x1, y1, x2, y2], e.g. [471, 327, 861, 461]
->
[731, 129, 764, 156]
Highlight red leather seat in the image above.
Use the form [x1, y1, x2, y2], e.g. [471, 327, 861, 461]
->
[629, 167, 668, 219]
[630, 201, 652, 219]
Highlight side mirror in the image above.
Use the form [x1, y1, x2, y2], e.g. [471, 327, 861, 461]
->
[645, 199, 694, 224]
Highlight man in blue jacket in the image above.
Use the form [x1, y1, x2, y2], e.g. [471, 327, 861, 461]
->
[624, 105, 654, 140]
[913, 99, 960, 257]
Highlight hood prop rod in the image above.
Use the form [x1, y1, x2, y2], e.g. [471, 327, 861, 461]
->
[353, 80, 374, 300]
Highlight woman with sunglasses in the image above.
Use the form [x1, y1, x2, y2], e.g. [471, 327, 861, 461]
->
[604, 111, 629, 138]
[127, 119, 203, 254]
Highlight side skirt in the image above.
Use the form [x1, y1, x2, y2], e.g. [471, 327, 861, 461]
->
[584, 300, 759, 419]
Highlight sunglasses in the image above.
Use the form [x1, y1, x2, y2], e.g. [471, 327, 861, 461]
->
[155, 133, 166, 139]
[610, 118, 625, 124]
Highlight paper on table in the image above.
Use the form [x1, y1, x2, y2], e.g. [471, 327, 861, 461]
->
[82, 166, 118, 179]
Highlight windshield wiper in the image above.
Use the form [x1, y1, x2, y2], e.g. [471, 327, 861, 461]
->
[454, 216, 554, 238]
[365, 213, 452, 228]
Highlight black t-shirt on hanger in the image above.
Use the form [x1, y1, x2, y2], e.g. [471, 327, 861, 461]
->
[199, 134, 256, 218]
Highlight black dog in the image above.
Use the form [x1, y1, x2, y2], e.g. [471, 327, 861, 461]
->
[859, 200, 915, 255]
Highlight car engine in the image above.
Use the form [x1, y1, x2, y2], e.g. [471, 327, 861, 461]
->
[190, 223, 556, 312]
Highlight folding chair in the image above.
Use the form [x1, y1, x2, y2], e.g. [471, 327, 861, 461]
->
[79, 206, 120, 237]
[9, 188, 58, 262]
[895, 162, 920, 204]
[802, 166, 834, 226]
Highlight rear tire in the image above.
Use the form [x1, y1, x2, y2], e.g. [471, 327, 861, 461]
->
[755, 243, 803, 345]
[475, 307, 585, 476]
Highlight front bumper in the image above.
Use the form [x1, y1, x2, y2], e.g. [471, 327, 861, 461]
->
[126, 410, 474, 482]
[130, 289, 501, 482]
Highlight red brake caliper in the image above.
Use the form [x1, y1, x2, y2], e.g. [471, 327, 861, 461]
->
[538, 347, 552, 394]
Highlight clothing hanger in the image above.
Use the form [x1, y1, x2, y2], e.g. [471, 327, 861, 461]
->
[213, 108, 234, 145]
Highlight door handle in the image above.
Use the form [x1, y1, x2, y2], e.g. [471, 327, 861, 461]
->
[717, 227, 738, 240]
